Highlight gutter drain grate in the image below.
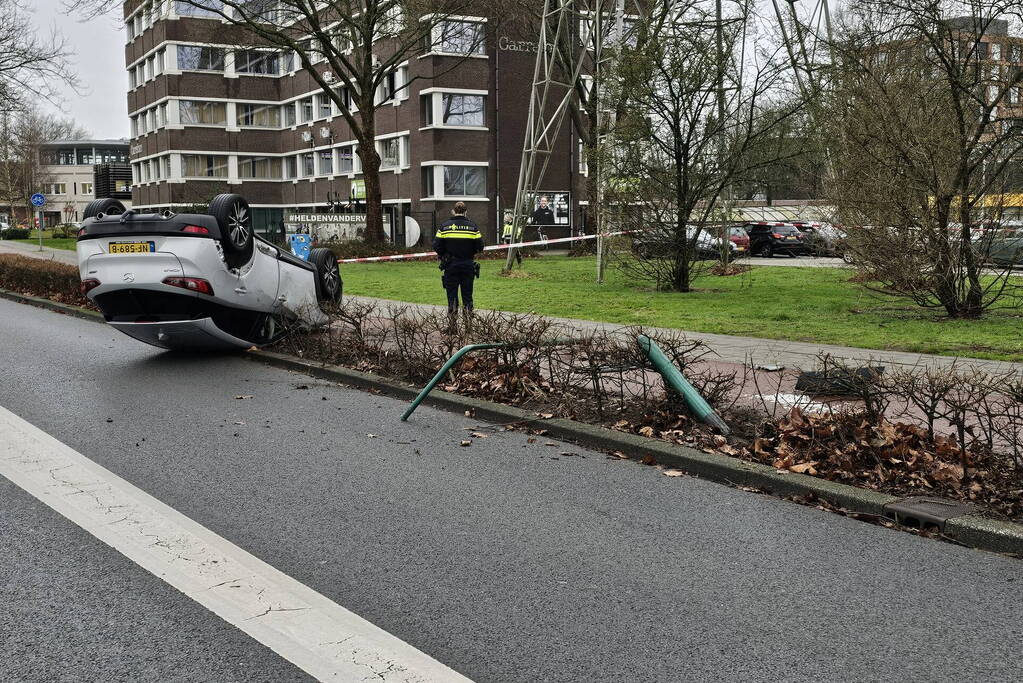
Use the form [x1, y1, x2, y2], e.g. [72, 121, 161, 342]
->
[882, 496, 977, 531]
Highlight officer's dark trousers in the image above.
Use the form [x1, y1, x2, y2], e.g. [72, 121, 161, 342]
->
[442, 263, 475, 313]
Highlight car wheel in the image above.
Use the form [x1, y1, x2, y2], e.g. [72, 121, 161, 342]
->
[760, 243, 774, 258]
[208, 194, 254, 269]
[309, 247, 342, 305]
[83, 198, 126, 219]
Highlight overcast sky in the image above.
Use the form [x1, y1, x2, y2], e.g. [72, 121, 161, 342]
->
[35, 0, 129, 140]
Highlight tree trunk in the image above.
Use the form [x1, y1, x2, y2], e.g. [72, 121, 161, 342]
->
[357, 107, 386, 244]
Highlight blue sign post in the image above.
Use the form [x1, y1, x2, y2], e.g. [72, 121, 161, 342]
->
[30, 193, 45, 251]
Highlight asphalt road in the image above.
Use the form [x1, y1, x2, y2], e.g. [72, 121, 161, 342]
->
[2, 296, 1023, 682]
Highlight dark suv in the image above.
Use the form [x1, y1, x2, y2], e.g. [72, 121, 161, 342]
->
[744, 222, 807, 257]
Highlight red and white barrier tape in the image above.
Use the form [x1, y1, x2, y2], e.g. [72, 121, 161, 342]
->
[336, 230, 635, 264]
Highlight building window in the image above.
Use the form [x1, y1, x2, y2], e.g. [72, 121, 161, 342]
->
[81, 182, 94, 196]
[442, 94, 484, 126]
[179, 100, 227, 125]
[338, 145, 355, 173]
[335, 85, 352, 110]
[379, 137, 402, 170]
[317, 94, 332, 119]
[420, 94, 433, 125]
[285, 155, 297, 179]
[177, 45, 225, 71]
[238, 156, 282, 179]
[421, 167, 434, 197]
[431, 20, 485, 55]
[176, 1, 221, 16]
[300, 98, 313, 123]
[301, 152, 314, 176]
[283, 102, 296, 127]
[442, 166, 486, 196]
[155, 48, 165, 74]
[235, 49, 279, 75]
[318, 150, 334, 175]
[237, 103, 280, 127]
[47, 183, 68, 195]
[182, 154, 228, 177]
[163, 156, 172, 177]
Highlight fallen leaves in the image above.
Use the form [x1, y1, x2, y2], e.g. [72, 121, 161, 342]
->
[662, 469, 685, 477]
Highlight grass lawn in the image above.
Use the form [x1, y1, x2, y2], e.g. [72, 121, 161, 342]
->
[13, 237, 77, 251]
[341, 256, 1023, 361]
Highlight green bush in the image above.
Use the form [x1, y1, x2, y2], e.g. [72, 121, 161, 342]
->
[1, 228, 31, 240]
[0, 254, 92, 308]
[323, 240, 423, 260]
[51, 224, 76, 239]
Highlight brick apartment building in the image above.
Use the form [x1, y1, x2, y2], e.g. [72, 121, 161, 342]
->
[124, 1, 586, 244]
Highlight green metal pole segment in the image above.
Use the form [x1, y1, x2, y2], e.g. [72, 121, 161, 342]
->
[401, 343, 507, 421]
[636, 334, 731, 435]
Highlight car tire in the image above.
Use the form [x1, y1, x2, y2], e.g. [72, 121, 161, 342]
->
[309, 247, 342, 305]
[760, 243, 774, 258]
[208, 194, 254, 269]
[83, 198, 126, 219]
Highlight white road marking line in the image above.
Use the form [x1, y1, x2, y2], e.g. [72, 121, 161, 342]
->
[0, 406, 471, 682]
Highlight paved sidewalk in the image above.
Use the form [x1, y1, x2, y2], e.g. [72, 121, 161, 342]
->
[0, 240, 77, 265]
[349, 295, 1022, 373]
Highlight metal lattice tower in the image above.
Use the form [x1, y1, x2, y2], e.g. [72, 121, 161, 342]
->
[771, 0, 837, 176]
[504, 0, 626, 273]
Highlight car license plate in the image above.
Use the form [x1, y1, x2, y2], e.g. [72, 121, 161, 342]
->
[736, 246, 746, 251]
[785, 236, 797, 241]
[109, 241, 155, 254]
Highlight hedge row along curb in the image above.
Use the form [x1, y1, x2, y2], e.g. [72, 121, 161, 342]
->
[3, 286, 1022, 557]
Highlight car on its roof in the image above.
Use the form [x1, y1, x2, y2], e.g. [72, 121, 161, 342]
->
[76, 193, 341, 351]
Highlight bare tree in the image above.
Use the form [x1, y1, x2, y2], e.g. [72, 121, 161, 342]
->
[0, 107, 90, 224]
[0, 1, 78, 113]
[824, 0, 1023, 317]
[71, 0, 488, 243]
[600, 0, 802, 291]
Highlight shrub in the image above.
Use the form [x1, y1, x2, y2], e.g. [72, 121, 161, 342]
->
[1, 228, 31, 240]
[0, 254, 92, 308]
[51, 224, 76, 239]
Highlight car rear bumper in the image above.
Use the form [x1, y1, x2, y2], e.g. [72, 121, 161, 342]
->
[108, 318, 252, 350]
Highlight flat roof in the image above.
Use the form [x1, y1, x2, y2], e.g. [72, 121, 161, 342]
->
[39, 139, 129, 147]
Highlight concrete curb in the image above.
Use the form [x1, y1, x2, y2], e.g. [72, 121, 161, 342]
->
[0, 289, 101, 322]
[2, 286, 1020, 557]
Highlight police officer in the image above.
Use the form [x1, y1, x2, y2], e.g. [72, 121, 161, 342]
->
[501, 209, 522, 265]
[433, 202, 484, 314]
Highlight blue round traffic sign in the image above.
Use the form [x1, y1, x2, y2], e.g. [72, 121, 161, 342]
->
[30, 193, 45, 207]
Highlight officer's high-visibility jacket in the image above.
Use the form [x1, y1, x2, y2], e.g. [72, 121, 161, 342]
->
[433, 216, 484, 266]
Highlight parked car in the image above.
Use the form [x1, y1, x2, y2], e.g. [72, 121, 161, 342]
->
[76, 194, 342, 351]
[793, 222, 845, 257]
[632, 225, 737, 260]
[743, 222, 808, 257]
[728, 226, 750, 253]
[975, 225, 1023, 266]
